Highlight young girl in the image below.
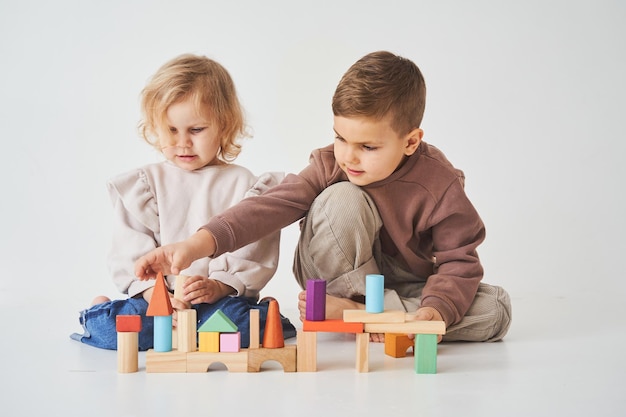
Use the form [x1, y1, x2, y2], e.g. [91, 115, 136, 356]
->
[71, 54, 295, 350]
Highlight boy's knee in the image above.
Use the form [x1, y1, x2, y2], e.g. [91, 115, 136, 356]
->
[311, 182, 380, 228]
[489, 285, 512, 341]
[443, 284, 512, 342]
[313, 182, 363, 209]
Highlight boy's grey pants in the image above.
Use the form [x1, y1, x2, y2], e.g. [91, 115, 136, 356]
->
[293, 182, 511, 342]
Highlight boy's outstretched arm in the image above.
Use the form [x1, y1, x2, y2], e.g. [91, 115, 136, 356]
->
[134, 229, 216, 279]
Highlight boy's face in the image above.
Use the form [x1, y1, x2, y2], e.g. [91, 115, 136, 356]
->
[159, 99, 221, 171]
[333, 116, 422, 186]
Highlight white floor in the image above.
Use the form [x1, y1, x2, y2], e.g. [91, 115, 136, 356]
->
[2, 291, 624, 417]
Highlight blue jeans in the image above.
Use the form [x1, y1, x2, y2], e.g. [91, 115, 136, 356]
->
[70, 296, 296, 351]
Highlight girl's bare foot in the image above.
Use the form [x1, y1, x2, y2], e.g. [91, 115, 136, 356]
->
[91, 295, 111, 306]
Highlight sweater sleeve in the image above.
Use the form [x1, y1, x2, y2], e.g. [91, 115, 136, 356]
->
[106, 169, 160, 297]
[204, 146, 341, 257]
[205, 172, 283, 298]
[419, 177, 485, 326]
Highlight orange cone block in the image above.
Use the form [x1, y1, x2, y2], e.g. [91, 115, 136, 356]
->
[262, 299, 284, 348]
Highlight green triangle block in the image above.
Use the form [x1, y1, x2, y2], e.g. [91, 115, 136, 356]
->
[198, 309, 238, 333]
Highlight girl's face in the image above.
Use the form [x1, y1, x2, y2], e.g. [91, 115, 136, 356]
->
[159, 99, 221, 171]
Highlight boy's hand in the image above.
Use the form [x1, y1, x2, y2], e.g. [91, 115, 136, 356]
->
[134, 230, 216, 279]
[182, 276, 235, 305]
[410, 306, 445, 343]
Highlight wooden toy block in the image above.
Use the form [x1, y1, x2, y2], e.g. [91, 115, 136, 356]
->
[153, 315, 173, 352]
[262, 299, 284, 348]
[220, 332, 241, 353]
[414, 333, 438, 374]
[146, 349, 187, 373]
[198, 309, 238, 333]
[249, 309, 260, 349]
[146, 272, 173, 316]
[303, 319, 364, 333]
[174, 275, 189, 301]
[365, 274, 384, 313]
[296, 330, 317, 372]
[177, 309, 197, 353]
[117, 332, 138, 373]
[186, 351, 248, 372]
[384, 333, 414, 358]
[305, 279, 326, 321]
[363, 320, 446, 335]
[343, 309, 405, 323]
[199, 332, 219, 353]
[355, 333, 369, 373]
[172, 275, 190, 349]
[116, 315, 142, 332]
[247, 345, 297, 372]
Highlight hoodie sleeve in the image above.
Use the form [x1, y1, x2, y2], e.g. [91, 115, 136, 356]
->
[206, 172, 284, 299]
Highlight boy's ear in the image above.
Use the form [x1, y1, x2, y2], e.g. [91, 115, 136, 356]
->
[404, 128, 424, 156]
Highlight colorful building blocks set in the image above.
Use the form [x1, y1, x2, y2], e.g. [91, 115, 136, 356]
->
[115, 275, 445, 374]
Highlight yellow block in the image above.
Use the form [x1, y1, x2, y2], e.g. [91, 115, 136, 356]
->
[199, 332, 219, 352]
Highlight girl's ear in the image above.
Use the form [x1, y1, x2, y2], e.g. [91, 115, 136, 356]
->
[404, 128, 423, 156]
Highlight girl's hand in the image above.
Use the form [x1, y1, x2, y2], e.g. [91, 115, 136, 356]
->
[182, 276, 235, 305]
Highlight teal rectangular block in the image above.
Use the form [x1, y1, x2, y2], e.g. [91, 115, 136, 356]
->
[414, 333, 437, 374]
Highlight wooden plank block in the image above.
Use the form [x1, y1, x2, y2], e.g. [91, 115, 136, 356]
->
[146, 349, 187, 373]
[116, 315, 142, 332]
[343, 309, 405, 324]
[296, 330, 317, 372]
[305, 279, 326, 321]
[177, 309, 197, 353]
[117, 332, 138, 373]
[414, 333, 438, 374]
[355, 333, 369, 373]
[364, 320, 446, 335]
[302, 319, 364, 333]
[186, 351, 248, 373]
[172, 275, 190, 350]
[247, 345, 297, 372]
[249, 309, 260, 349]
[384, 333, 413, 358]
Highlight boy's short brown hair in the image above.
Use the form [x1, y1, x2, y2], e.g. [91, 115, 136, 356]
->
[332, 51, 426, 135]
[139, 54, 247, 162]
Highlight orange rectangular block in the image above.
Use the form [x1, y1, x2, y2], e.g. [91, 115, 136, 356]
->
[303, 319, 363, 333]
[116, 315, 142, 332]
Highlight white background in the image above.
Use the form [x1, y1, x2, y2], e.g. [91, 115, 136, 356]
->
[1, 0, 624, 316]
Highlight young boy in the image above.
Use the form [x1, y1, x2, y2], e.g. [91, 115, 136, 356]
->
[135, 51, 511, 342]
